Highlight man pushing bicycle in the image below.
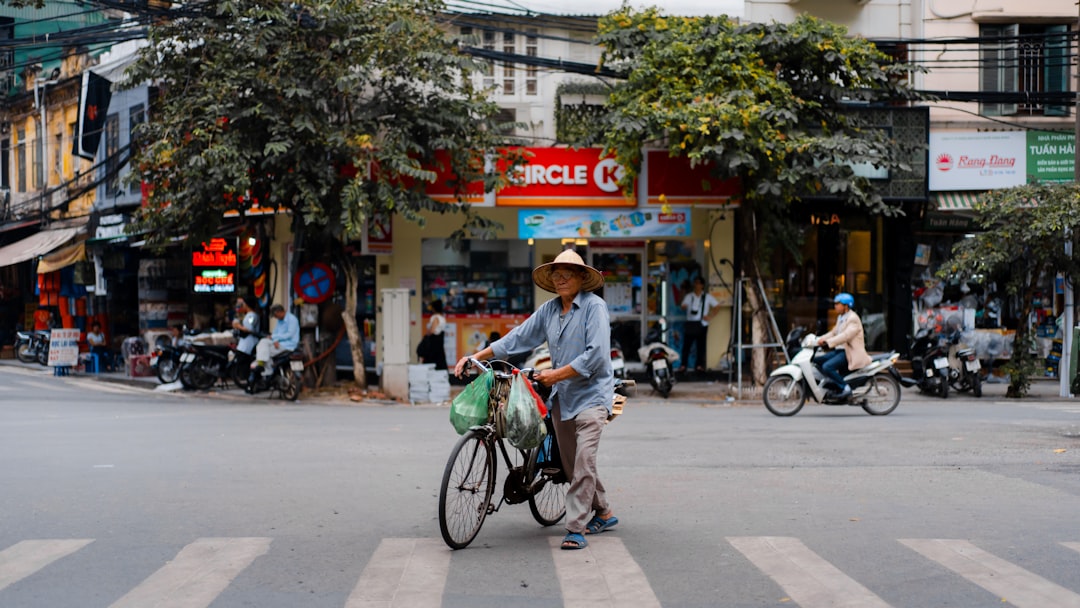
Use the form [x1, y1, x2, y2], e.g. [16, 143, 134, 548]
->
[454, 249, 618, 550]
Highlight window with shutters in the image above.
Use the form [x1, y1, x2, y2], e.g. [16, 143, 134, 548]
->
[460, 26, 539, 99]
[482, 29, 495, 91]
[981, 24, 1070, 117]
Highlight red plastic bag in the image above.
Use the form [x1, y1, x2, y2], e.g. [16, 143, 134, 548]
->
[515, 370, 548, 417]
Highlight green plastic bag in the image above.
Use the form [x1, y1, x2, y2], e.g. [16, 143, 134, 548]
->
[505, 372, 547, 449]
[450, 370, 493, 434]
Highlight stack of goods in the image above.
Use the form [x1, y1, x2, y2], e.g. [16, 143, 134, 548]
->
[408, 364, 433, 403]
[428, 367, 451, 403]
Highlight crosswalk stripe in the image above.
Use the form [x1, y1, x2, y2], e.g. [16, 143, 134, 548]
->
[900, 539, 1080, 608]
[727, 536, 892, 608]
[108, 537, 271, 608]
[551, 535, 661, 608]
[345, 538, 450, 608]
[0, 539, 94, 592]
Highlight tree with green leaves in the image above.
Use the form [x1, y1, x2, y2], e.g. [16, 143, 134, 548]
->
[940, 182, 1080, 398]
[591, 9, 925, 384]
[123, 0, 519, 388]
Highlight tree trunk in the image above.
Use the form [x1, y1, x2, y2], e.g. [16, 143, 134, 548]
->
[341, 259, 368, 390]
[1005, 267, 1041, 398]
[738, 205, 772, 387]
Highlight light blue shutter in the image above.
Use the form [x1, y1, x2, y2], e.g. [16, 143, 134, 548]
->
[1043, 24, 1068, 117]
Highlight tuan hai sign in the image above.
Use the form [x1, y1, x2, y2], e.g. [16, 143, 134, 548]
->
[192, 237, 238, 294]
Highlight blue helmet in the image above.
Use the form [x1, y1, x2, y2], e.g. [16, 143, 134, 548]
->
[834, 292, 855, 307]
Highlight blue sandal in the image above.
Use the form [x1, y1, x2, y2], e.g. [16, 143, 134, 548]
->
[585, 514, 619, 535]
[561, 532, 587, 550]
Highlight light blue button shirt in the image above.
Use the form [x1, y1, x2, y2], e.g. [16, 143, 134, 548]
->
[271, 312, 300, 351]
[491, 291, 613, 421]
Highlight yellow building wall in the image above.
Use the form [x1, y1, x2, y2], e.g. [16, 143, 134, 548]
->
[379, 206, 736, 370]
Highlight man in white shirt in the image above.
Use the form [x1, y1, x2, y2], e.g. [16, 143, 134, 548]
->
[679, 276, 719, 372]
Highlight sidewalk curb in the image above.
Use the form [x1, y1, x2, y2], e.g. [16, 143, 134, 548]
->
[4, 359, 1077, 406]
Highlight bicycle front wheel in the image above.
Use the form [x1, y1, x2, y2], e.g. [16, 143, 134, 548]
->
[527, 446, 566, 527]
[439, 429, 495, 549]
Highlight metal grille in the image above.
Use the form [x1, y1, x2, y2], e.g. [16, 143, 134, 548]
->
[1018, 31, 1044, 113]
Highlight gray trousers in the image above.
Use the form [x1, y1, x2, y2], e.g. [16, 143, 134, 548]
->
[550, 398, 609, 534]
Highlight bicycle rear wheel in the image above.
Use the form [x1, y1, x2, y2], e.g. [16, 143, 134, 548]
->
[527, 436, 566, 526]
[439, 429, 495, 549]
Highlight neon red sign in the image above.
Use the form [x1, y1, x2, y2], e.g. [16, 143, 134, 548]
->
[191, 237, 238, 293]
[193, 238, 238, 267]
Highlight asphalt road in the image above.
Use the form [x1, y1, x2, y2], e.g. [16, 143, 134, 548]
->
[1, 363, 1079, 607]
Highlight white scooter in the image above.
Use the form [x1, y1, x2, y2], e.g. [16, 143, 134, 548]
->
[637, 327, 680, 398]
[611, 339, 626, 379]
[762, 332, 902, 416]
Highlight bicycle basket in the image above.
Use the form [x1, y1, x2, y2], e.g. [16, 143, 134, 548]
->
[450, 369, 493, 435]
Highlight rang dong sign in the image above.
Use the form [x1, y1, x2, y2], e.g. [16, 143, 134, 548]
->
[929, 130, 1076, 191]
[191, 237, 238, 294]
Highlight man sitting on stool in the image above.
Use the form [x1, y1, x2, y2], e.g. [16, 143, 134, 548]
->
[815, 292, 871, 400]
[252, 304, 300, 377]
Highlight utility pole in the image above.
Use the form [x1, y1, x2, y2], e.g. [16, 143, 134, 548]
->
[1063, 1, 1080, 398]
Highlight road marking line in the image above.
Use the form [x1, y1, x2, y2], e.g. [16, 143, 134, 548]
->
[551, 535, 662, 608]
[1064, 542, 1080, 554]
[727, 536, 892, 608]
[900, 539, 1080, 608]
[346, 538, 450, 608]
[109, 537, 271, 608]
[0, 539, 94, 592]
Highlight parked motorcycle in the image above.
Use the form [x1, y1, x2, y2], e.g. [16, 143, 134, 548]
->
[151, 341, 190, 384]
[244, 350, 304, 401]
[901, 328, 951, 398]
[14, 329, 50, 366]
[178, 342, 254, 390]
[762, 332, 902, 416]
[611, 339, 626, 379]
[636, 326, 680, 398]
[945, 331, 982, 397]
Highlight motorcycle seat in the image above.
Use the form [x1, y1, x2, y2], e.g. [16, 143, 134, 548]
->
[272, 350, 303, 365]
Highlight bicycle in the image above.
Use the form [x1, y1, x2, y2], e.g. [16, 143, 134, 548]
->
[438, 358, 567, 550]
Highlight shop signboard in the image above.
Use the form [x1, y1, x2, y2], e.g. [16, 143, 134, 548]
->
[191, 237, 238, 294]
[1026, 130, 1075, 183]
[518, 207, 692, 239]
[361, 212, 393, 255]
[47, 328, 81, 367]
[497, 148, 634, 207]
[423, 150, 488, 206]
[929, 130, 1076, 191]
[644, 150, 741, 205]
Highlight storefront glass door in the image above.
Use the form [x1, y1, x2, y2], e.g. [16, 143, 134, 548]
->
[589, 246, 646, 362]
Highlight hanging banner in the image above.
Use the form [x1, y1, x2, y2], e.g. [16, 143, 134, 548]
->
[518, 207, 691, 239]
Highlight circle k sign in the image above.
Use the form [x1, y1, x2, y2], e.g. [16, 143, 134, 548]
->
[501, 148, 631, 206]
